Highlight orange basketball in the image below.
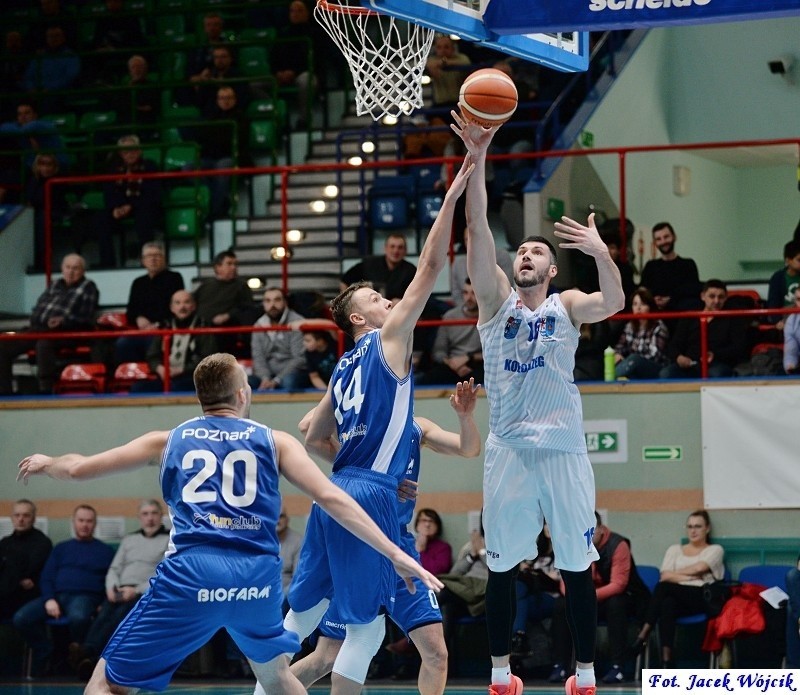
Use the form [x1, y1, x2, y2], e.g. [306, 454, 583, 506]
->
[458, 68, 518, 127]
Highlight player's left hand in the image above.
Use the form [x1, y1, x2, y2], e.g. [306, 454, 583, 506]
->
[17, 454, 52, 484]
[553, 213, 608, 259]
[397, 478, 418, 503]
[450, 109, 500, 154]
[450, 377, 481, 415]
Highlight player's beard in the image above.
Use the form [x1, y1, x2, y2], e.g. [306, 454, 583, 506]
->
[515, 266, 550, 288]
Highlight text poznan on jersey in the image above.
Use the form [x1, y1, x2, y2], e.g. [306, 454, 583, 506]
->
[181, 425, 257, 441]
[589, 0, 710, 10]
[197, 585, 271, 602]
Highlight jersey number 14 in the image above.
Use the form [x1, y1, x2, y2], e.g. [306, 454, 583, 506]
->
[333, 365, 365, 425]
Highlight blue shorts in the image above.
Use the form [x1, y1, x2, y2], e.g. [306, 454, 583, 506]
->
[102, 547, 300, 692]
[318, 530, 441, 640]
[289, 468, 399, 625]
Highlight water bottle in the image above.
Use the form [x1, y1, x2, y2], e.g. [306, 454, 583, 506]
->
[603, 346, 615, 382]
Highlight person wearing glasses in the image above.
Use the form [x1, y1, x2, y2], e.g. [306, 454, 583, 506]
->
[782, 287, 800, 375]
[629, 510, 725, 667]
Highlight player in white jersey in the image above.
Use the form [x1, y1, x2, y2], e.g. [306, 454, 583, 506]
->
[17, 353, 441, 695]
[452, 111, 625, 695]
[278, 154, 475, 695]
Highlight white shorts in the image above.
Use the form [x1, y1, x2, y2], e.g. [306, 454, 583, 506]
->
[482, 436, 599, 573]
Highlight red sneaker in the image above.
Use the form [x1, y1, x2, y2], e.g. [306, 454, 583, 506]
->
[488, 674, 523, 695]
[565, 675, 596, 695]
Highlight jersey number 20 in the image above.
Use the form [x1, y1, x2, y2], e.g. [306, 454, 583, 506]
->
[181, 449, 257, 507]
[333, 365, 365, 425]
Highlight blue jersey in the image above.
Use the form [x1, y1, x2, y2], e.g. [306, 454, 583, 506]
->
[160, 416, 282, 557]
[330, 329, 414, 480]
[397, 420, 423, 528]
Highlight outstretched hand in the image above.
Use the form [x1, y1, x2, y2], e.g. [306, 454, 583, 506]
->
[391, 552, 444, 595]
[445, 152, 475, 199]
[449, 377, 481, 416]
[450, 109, 501, 155]
[17, 454, 53, 484]
[553, 212, 609, 259]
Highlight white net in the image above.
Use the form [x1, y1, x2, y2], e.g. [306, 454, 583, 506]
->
[314, 0, 435, 121]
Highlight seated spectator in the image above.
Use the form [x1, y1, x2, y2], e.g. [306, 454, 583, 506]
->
[193, 250, 258, 355]
[114, 241, 185, 364]
[0, 499, 53, 621]
[414, 508, 452, 576]
[417, 277, 482, 385]
[1, 30, 27, 97]
[86, 0, 146, 84]
[131, 290, 217, 393]
[69, 499, 169, 680]
[186, 12, 227, 85]
[13, 505, 114, 677]
[0, 253, 99, 395]
[195, 85, 249, 219]
[425, 34, 470, 108]
[512, 525, 558, 659]
[766, 240, 800, 329]
[27, 0, 78, 52]
[639, 222, 702, 312]
[629, 510, 725, 668]
[192, 46, 246, 112]
[549, 512, 650, 684]
[783, 286, 800, 375]
[25, 153, 73, 271]
[96, 134, 161, 267]
[21, 25, 81, 101]
[341, 234, 416, 302]
[114, 55, 160, 126]
[303, 330, 337, 391]
[613, 287, 669, 380]
[251, 287, 308, 391]
[659, 279, 749, 379]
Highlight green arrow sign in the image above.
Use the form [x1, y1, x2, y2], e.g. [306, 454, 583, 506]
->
[643, 446, 683, 461]
[586, 432, 618, 452]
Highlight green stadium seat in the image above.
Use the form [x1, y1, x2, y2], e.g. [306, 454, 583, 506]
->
[165, 184, 210, 213]
[239, 27, 278, 43]
[43, 113, 78, 131]
[141, 146, 163, 167]
[238, 46, 270, 76]
[80, 190, 106, 212]
[157, 0, 192, 8]
[162, 105, 200, 122]
[246, 98, 287, 132]
[160, 126, 183, 144]
[165, 208, 200, 239]
[249, 120, 278, 154]
[163, 144, 198, 170]
[155, 14, 186, 42]
[79, 111, 117, 129]
[158, 51, 187, 81]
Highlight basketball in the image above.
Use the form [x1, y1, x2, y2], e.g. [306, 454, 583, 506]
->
[458, 68, 518, 127]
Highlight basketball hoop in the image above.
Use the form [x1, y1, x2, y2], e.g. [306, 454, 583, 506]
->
[314, 0, 435, 121]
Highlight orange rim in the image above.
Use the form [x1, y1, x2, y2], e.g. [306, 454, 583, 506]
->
[316, 0, 375, 15]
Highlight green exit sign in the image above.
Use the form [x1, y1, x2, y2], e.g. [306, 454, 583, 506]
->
[586, 431, 618, 452]
[643, 446, 683, 461]
[580, 130, 594, 148]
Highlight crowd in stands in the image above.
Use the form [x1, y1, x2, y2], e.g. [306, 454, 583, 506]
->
[3, 500, 793, 682]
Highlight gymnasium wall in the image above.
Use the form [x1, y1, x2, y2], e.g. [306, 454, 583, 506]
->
[3, 386, 798, 569]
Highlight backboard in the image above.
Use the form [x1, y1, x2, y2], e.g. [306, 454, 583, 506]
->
[363, 0, 590, 72]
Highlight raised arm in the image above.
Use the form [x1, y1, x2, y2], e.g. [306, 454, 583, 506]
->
[451, 111, 511, 324]
[417, 378, 482, 458]
[275, 431, 443, 593]
[17, 430, 169, 483]
[554, 213, 625, 325]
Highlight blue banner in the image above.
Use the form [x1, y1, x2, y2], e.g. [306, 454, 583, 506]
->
[483, 0, 800, 34]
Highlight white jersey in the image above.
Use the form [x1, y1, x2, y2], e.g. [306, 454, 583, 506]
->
[477, 290, 586, 453]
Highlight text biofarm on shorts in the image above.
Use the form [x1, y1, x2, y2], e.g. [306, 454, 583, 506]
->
[643, 670, 798, 695]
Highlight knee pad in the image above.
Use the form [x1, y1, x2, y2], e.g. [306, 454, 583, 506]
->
[284, 598, 330, 643]
[332, 615, 386, 684]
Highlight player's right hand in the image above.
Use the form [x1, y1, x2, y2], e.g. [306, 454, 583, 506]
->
[391, 552, 444, 594]
[17, 454, 53, 483]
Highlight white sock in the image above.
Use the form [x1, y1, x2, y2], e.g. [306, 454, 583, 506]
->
[491, 665, 511, 685]
[576, 665, 596, 688]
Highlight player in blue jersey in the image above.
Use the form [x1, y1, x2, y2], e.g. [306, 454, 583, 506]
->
[279, 155, 475, 695]
[17, 352, 441, 695]
[452, 111, 625, 695]
[287, 378, 481, 695]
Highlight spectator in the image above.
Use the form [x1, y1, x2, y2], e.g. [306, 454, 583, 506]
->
[0, 253, 99, 395]
[630, 510, 725, 668]
[251, 287, 308, 391]
[90, 134, 161, 268]
[192, 46, 245, 112]
[549, 512, 650, 685]
[87, 0, 145, 83]
[114, 241, 185, 364]
[195, 85, 249, 219]
[0, 499, 53, 621]
[785, 559, 800, 668]
[425, 34, 470, 107]
[272, 0, 323, 128]
[340, 234, 416, 303]
[13, 504, 114, 677]
[27, 0, 78, 52]
[417, 277, 483, 385]
[277, 508, 303, 613]
[511, 526, 559, 669]
[1, 30, 27, 94]
[193, 250, 257, 354]
[114, 55, 160, 126]
[659, 279, 749, 379]
[302, 330, 337, 390]
[21, 25, 81, 98]
[130, 290, 217, 393]
[25, 153, 73, 271]
[783, 286, 800, 375]
[450, 242, 514, 307]
[186, 12, 227, 84]
[69, 499, 168, 680]
[613, 287, 669, 380]
[639, 222, 702, 312]
[766, 240, 800, 329]
[414, 508, 452, 576]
